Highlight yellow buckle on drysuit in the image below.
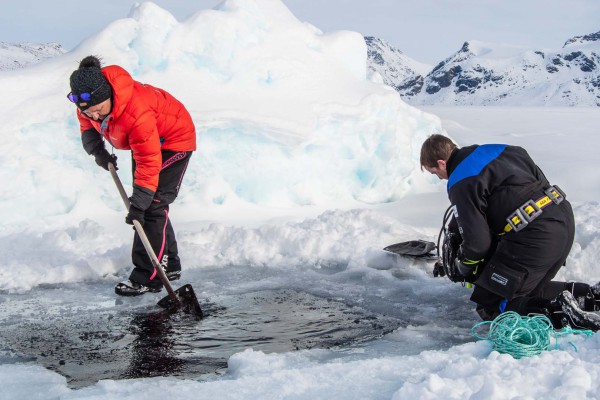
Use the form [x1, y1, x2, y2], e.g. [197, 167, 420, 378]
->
[502, 185, 565, 234]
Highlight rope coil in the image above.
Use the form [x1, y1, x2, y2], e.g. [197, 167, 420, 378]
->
[471, 311, 593, 359]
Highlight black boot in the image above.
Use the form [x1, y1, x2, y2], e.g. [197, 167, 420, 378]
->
[165, 268, 181, 281]
[564, 282, 598, 311]
[115, 279, 162, 297]
[591, 281, 600, 309]
[555, 290, 600, 331]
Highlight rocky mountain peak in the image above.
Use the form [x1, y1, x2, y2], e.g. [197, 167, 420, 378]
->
[564, 30, 600, 47]
[365, 30, 600, 106]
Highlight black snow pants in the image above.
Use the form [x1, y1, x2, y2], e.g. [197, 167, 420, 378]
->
[129, 150, 192, 289]
[471, 199, 576, 320]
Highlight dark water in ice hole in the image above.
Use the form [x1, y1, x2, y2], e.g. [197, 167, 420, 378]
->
[0, 286, 405, 388]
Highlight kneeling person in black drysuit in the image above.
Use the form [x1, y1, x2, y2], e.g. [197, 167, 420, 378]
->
[420, 134, 600, 330]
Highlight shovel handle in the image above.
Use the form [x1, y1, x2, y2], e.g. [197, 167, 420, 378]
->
[108, 162, 180, 305]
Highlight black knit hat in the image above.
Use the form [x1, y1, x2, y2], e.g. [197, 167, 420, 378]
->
[69, 55, 112, 110]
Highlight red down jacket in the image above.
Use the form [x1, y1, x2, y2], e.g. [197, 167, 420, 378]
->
[76, 65, 196, 192]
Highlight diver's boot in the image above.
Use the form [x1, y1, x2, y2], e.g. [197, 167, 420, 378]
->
[556, 290, 600, 331]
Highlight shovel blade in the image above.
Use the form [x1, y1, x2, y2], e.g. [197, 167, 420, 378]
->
[157, 284, 203, 319]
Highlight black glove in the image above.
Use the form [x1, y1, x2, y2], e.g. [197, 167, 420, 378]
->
[125, 204, 145, 226]
[454, 257, 476, 278]
[454, 246, 482, 281]
[93, 149, 118, 171]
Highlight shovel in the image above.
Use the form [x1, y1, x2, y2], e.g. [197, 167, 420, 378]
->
[108, 163, 203, 319]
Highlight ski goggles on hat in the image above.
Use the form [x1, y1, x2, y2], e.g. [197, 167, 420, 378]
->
[66, 83, 105, 103]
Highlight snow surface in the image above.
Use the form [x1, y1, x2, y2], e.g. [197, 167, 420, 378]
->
[0, 42, 66, 71]
[2, 1, 600, 399]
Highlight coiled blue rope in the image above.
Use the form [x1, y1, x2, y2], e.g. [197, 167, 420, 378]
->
[471, 311, 594, 359]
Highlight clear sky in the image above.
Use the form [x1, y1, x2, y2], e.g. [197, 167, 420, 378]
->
[1, 0, 599, 64]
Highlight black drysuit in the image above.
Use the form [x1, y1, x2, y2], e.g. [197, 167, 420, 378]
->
[445, 144, 576, 319]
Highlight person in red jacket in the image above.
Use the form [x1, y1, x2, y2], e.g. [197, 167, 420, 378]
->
[68, 55, 197, 296]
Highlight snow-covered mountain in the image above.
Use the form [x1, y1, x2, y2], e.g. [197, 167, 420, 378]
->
[0, 42, 66, 71]
[366, 31, 600, 106]
[365, 36, 431, 96]
[5, 31, 599, 106]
